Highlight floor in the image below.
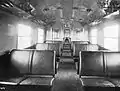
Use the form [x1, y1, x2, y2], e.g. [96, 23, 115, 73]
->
[52, 58, 83, 91]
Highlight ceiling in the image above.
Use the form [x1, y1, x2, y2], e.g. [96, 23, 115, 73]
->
[0, 0, 120, 30]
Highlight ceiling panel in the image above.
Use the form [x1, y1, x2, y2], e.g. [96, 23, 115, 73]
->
[2, 0, 118, 28]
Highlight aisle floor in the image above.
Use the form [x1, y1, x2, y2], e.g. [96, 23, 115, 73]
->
[52, 60, 83, 91]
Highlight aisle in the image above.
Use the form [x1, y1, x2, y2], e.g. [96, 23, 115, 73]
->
[52, 60, 83, 91]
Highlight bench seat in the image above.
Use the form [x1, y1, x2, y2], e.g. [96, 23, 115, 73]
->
[0, 77, 26, 85]
[81, 78, 115, 87]
[80, 78, 115, 91]
[107, 79, 120, 87]
[0, 49, 56, 91]
[20, 77, 54, 86]
[79, 51, 118, 91]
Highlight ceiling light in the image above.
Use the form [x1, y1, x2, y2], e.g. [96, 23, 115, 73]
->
[104, 10, 119, 18]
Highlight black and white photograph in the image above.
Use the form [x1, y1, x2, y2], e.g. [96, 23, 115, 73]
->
[0, 0, 120, 91]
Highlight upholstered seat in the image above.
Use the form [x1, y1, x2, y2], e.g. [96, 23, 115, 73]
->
[79, 51, 116, 91]
[108, 79, 120, 87]
[0, 77, 27, 85]
[0, 49, 56, 91]
[104, 52, 120, 88]
[36, 43, 60, 57]
[74, 44, 99, 57]
[20, 77, 54, 86]
[81, 78, 115, 87]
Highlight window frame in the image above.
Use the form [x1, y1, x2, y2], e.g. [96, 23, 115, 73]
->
[103, 24, 119, 51]
[38, 28, 44, 43]
[17, 24, 32, 49]
[89, 28, 97, 44]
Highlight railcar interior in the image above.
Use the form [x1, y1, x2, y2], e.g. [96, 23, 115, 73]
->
[0, 0, 120, 91]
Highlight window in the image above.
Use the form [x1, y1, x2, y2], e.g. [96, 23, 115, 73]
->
[53, 31, 57, 38]
[104, 24, 118, 38]
[64, 29, 70, 37]
[89, 28, 97, 44]
[38, 28, 44, 43]
[75, 28, 82, 40]
[90, 37, 97, 44]
[17, 24, 32, 49]
[104, 38, 118, 51]
[76, 31, 80, 39]
[53, 31, 59, 39]
[18, 37, 31, 49]
[104, 24, 119, 51]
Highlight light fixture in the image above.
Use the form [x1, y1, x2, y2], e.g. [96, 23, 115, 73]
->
[104, 10, 119, 18]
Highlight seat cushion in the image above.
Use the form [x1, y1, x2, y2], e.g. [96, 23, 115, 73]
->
[80, 78, 115, 87]
[20, 77, 54, 86]
[0, 77, 26, 85]
[108, 78, 120, 87]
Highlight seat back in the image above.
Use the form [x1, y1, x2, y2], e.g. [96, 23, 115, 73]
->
[36, 43, 48, 50]
[79, 51, 105, 77]
[104, 52, 120, 77]
[0, 50, 10, 77]
[63, 44, 71, 50]
[36, 43, 60, 57]
[31, 50, 55, 76]
[8, 49, 33, 76]
[74, 44, 99, 57]
[48, 43, 60, 57]
[0, 49, 56, 77]
[46, 40, 62, 44]
[87, 44, 99, 51]
[72, 41, 90, 44]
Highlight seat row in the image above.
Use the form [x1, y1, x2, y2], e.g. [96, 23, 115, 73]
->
[45, 40, 90, 44]
[36, 43, 60, 57]
[73, 44, 99, 58]
[0, 49, 56, 91]
[0, 49, 118, 91]
[35, 43, 102, 58]
[79, 51, 120, 91]
[27, 43, 107, 66]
